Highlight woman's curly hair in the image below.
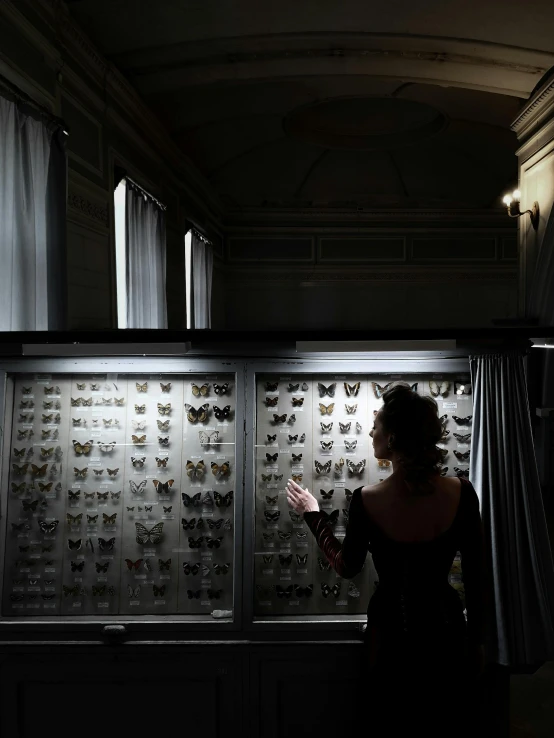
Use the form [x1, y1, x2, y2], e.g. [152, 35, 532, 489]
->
[378, 382, 444, 495]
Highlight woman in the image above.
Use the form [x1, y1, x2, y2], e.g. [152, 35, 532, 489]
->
[286, 382, 487, 737]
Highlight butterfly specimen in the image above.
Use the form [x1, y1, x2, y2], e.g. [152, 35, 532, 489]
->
[182, 492, 201, 507]
[136, 382, 148, 393]
[155, 457, 169, 468]
[288, 383, 300, 392]
[127, 586, 141, 598]
[266, 434, 277, 444]
[158, 436, 170, 447]
[12, 463, 29, 475]
[261, 473, 272, 482]
[134, 404, 146, 415]
[344, 440, 357, 452]
[377, 459, 392, 468]
[97, 491, 109, 501]
[348, 583, 361, 598]
[273, 414, 287, 423]
[158, 558, 171, 571]
[131, 457, 147, 471]
[211, 461, 230, 477]
[439, 467, 448, 477]
[347, 459, 366, 475]
[114, 398, 125, 406]
[98, 537, 115, 552]
[18, 430, 33, 439]
[71, 418, 84, 427]
[213, 563, 230, 575]
[454, 468, 470, 478]
[153, 479, 174, 495]
[206, 536, 223, 549]
[157, 403, 171, 416]
[291, 474, 303, 483]
[320, 424, 333, 435]
[320, 441, 333, 452]
[98, 442, 116, 453]
[296, 554, 310, 567]
[101, 398, 113, 406]
[11, 482, 27, 495]
[265, 453, 279, 464]
[126, 507, 135, 512]
[144, 505, 152, 512]
[153, 585, 166, 597]
[131, 420, 147, 432]
[40, 447, 54, 458]
[437, 448, 448, 462]
[455, 382, 471, 396]
[453, 433, 471, 443]
[262, 532, 274, 542]
[187, 589, 201, 599]
[321, 583, 341, 598]
[87, 515, 98, 524]
[92, 585, 106, 597]
[73, 440, 93, 456]
[454, 450, 470, 461]
[264, 511, 281, 522]
[106, 468, 119, 477]
[63, 585, 82, 597]
[289, 511, 303, 523]
[207, 518, 228, 530]
[71, 561, 85, 572]
[214, 491, 234, 508]
[314, 460, 332, 475]
[160, 382, 172, 393]
[22, 386, 33, 394]
[372, 382, 392, 400]
[319, 403, 334, 415]
[318, 382, 336, 398]
[21, 500, 38, 513]
[95, 562, 110, 573]
[182, 517, 203, 531]
[188, 536, 204, 548]
[103, 513, 117, 525]
[125, 558, 143, 571]
[135, 522, 164, 545]
[319, 489, 335, 501]
[452, 415, 472, 425]
[67, 539, 82, 550]
[185, 403, 209, 423]
[277, 531, 292, 541]
[288, 434, 306, 443]
[190, 382, 210, 399]
[275, 585, 293, 599]
[44, 386, 61, 395]
[291, 397, 304, 407]
[255, 585, 273, 598]
[262, 554, 274, 564]
[295, 585, 313, 598]
[213, 405, 231, 421]
[344, 382, 361, 397]
[194, 432, 221, 452]
[342, 508, 350, 525]
[345, 404, 357, 414]
[183, 562, 200, 576]
[186, 460, 205, 479]
[131, 435, 146, 446]
[265, 382, 278, 392]
[67, 513, 83, 525]
[291, 453, 303, 463]
[265, 396, 279, 407]
[429, 381, 450, 398]
[213, 383, 229, 395]
[345, 489, 354, 502]
[68, 490, 81, 502]
[200, 491, 213, 507]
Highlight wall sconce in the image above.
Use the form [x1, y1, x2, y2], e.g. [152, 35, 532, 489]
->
[502, 189, 539, 230]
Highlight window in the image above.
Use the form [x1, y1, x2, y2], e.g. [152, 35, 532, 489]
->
[185, 230, 192, 329]
[114, 179, 127, 329]
[113, 175, 167, 329]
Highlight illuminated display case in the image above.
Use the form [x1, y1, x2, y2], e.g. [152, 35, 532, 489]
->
[0, 338, 479, 636]
[244, 355, 472, 630]
[0, 355, 244, 632]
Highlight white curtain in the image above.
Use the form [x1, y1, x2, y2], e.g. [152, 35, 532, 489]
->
[469, 351, 554, 667]
[125, 180, 167, 329]
[0, 95, 67, 330]
[191, 230, 213, 328]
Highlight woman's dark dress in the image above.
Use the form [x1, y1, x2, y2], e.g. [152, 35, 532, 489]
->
[304, 477, 485, 736]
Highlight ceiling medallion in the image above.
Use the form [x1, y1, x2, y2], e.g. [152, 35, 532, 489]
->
[284, 96, 447, 150]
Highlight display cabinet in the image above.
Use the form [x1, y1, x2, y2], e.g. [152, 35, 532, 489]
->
[0, 342, 476, 636]
[244, 357, 472, 630]
[0, 356, 244, 632]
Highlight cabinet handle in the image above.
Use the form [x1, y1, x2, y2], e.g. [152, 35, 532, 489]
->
[101, 624, 127, 636]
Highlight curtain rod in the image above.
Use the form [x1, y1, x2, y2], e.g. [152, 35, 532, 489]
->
[0, 72, 69, 134]
[190, 226, 212, 245]
[125, 176, 167, 211]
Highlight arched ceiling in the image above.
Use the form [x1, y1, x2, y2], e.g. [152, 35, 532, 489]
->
[65, 0, 554, 212]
